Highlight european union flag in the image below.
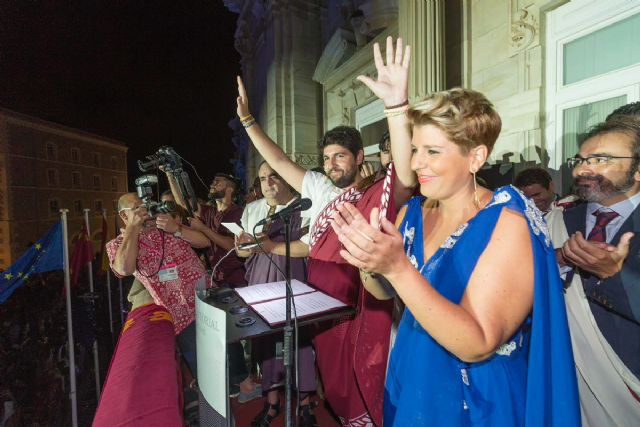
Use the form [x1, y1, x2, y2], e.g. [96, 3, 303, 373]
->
[0, 221, 64, 304]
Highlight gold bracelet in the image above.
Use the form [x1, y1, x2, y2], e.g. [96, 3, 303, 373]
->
[384, 100, 408, 110]
[240, 113, 253, 122]
[383, 105, 409, 115]
[384, 110, 407, 119]
[242, 118, 256, 129]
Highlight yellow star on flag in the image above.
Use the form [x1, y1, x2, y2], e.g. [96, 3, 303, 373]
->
[4, 273, 13, 280]
[34, 243, 42, 250]
[17, 272, 23, 277]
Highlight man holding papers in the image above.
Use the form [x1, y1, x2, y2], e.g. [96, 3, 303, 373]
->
[235, 161, 317, 427]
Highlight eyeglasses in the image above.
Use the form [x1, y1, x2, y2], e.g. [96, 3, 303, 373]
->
[118, 205, 145, 214]
[566, 155, 637, 169]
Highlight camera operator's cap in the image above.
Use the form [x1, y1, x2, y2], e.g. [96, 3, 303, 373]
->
[214, 173, 240, 185]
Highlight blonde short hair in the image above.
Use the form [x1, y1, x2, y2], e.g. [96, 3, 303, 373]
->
[408, 88, 502, 155]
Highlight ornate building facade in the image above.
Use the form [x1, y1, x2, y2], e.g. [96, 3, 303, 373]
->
[0, 108, 128, 268]
[226, 0, 640, 190]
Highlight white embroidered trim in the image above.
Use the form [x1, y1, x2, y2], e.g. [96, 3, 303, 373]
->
[408, 254, 419, 269]
[495, 340, 517, 356]
[485, 190, 512, 207]
[440, 223, 469, 249]
[338, 412, 374, 427]
[403, 222, 415, 246]
[512, 186, 552, 247]
[461, 368, 470, 386]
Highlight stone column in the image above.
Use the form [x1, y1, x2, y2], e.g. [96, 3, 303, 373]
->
[398, 0, 446, 101]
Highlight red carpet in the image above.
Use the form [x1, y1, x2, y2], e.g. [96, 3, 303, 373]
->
[231, 392, 340, 427]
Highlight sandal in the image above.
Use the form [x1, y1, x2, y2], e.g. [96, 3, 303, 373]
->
[299, 402, 319, 427]
[251, 401, 280, 427]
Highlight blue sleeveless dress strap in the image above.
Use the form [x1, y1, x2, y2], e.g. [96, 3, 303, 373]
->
[384, 185, 580, 426]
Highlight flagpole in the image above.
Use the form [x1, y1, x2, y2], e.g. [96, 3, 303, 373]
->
[115, 214, 125, 326]
[61, 209, 78, 427]
[83, 208, 101, 401]
[102, 209, 114, 337]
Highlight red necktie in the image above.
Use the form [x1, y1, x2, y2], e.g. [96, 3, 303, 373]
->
[587, 209, 619, 243]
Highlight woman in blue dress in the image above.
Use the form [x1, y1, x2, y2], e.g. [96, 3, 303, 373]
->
[332, 38, 580, 426]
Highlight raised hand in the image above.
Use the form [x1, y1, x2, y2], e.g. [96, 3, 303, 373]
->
[236, 75, 250, 118]
[360, 162, 377, 178]
[357, 36, 410, 107]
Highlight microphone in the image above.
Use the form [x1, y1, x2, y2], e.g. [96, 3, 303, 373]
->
[256, 198, 312, 226]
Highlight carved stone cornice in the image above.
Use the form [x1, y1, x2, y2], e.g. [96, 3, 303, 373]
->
[313, 28, 357, 84]
[290, 152, 321, 168]
[509, 2, 539, 56]
[357, 0, 399, 37]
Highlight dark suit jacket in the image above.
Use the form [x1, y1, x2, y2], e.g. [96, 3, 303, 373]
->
[564, 203, 640, 377]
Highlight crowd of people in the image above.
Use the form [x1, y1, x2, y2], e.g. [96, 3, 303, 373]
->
[91, 36, 639, 427]
[0, 271, 112, 426]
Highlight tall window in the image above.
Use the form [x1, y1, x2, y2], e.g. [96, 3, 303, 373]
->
[73, 200, 83, 216]
[49, 199, 60, 215]
[111, 177, 118, 192]
[47, 169, 58, 186]
[93, 175, 101, 190]
[111, 156, 118, 170]
[72, 171, 81, 189]
[93, 152, 101, 168]
[46, 142, 56, 160]
[94, 200, 103, 212]
[71, 148, 80, 164]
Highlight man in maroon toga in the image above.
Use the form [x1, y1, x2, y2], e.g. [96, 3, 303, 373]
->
[234, 71, 414, 425]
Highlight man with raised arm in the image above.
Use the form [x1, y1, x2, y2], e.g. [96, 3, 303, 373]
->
[235, 37, 415, 426]
[235, 161, 317, 426]
[166, 172, 246, 286]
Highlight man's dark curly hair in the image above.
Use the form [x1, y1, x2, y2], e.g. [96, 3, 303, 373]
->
[320, 126, 363, 157]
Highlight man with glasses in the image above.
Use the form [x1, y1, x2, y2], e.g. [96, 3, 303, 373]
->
[98, 193, 211, 426]
[559, 116, 640, 425]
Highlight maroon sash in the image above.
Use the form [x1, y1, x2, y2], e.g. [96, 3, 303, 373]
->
[309, 169, 396, 426]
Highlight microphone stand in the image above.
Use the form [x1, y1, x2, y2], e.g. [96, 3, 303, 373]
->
[283, 214, 294, 427]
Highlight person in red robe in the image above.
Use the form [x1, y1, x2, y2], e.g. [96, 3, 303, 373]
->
[233, 45, 415, 424]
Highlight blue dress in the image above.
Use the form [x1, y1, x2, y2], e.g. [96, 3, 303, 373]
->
[384, 186, 580, 427]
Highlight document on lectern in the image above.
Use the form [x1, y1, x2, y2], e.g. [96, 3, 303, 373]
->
[250, 290, 348, 325]
[234, 279, 315, 304]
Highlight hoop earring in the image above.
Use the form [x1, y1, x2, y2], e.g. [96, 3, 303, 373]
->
[472, 170, 480, 209]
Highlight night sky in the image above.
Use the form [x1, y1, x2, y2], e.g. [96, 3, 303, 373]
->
[0, 1, 241, 195]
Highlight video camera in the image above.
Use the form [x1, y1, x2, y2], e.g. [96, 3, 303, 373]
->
[137, 146, 199, 218]
[134, 175, 177, 218]
[138, 146, 182, 172]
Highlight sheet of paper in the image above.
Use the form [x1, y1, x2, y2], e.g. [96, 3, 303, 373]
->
[234, 279, 315, 304]
[251, 291, 347, 325]
[221, 222, 244, 237]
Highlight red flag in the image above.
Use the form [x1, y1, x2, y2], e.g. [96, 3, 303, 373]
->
[70, 223, 94, 286]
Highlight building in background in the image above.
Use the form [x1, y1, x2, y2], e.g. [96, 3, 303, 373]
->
[225, 0, 640, 192]
[0, 108, 128, 269]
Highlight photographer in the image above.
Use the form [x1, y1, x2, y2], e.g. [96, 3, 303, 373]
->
[97, 193, 212, 426]
[107, 193, 210, 366]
